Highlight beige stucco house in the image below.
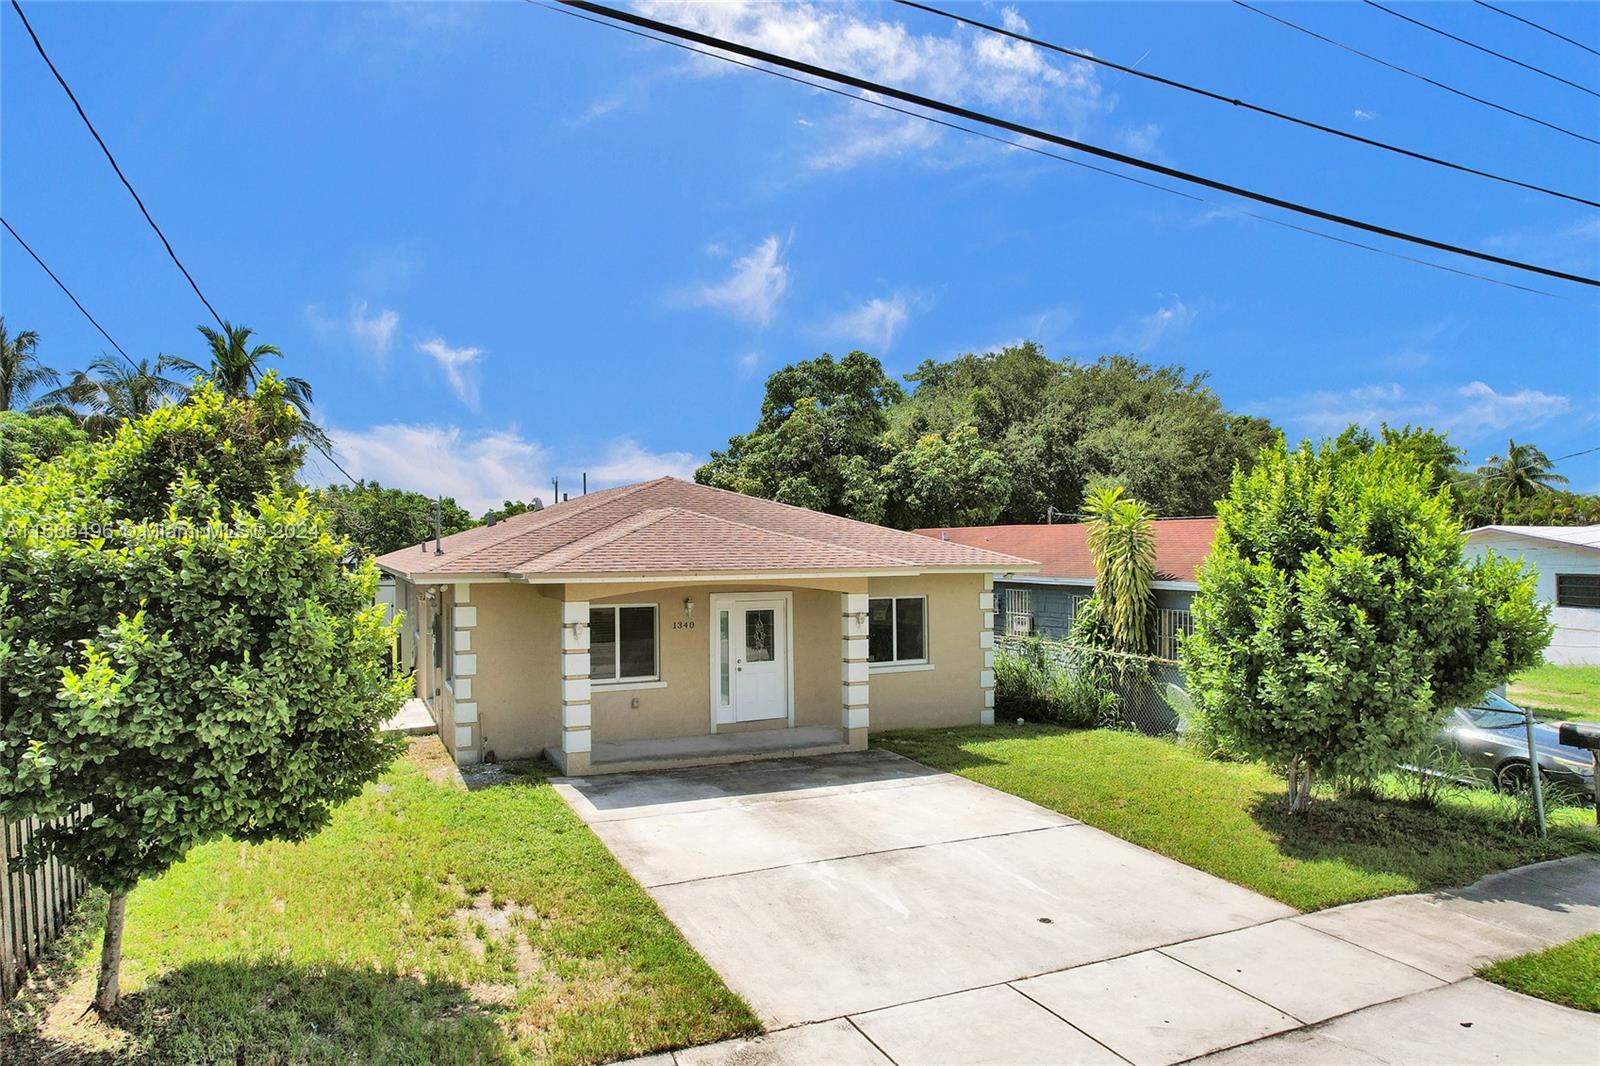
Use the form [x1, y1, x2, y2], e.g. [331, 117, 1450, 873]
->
[376, 477, 1037, 774]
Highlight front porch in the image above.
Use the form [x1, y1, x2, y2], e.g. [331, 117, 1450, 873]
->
[547, 725, 852, 775]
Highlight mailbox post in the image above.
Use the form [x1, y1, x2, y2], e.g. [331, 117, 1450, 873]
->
[1557, 722, 1600, 827]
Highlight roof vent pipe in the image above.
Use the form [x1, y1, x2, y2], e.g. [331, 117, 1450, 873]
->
[433, 498, 443, 555]
[942, 530, 949, 541]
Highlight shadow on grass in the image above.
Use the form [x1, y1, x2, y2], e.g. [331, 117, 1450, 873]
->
[1246, 786, 1599, 894]
[10, 958, 514, 1066]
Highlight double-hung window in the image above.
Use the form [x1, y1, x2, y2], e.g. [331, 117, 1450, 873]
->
[590, 605, 659, 684]
[868, 596, 927, 666]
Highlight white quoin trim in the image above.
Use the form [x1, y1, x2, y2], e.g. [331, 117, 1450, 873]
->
[560, 599, 593, 764]
[842, 592, 869, 734]
[454, 605, 477, 629]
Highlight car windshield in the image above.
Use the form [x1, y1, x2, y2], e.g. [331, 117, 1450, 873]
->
[1463, 691, 1527, 730]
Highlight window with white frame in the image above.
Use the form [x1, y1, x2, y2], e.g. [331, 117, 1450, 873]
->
[590, 604, 659, 683]
[1156, 608, 1194, 660]
[1005, 588, 1033, 635]
[868, 596, 927, 665]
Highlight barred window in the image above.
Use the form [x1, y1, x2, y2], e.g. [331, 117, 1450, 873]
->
[1556, 574, 1600, 609]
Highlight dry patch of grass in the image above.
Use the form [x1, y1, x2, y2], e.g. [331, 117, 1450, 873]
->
[1, 738, 757, 1064]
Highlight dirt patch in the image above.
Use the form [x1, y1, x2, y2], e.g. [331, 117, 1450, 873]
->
[452, 892, 546, 985]
[406, 736, 466, 789]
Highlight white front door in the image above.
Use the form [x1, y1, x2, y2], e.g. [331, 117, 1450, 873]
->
[714, 596, 790, 724]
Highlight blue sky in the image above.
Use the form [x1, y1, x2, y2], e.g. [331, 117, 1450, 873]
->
[4, 0, 1597, 513]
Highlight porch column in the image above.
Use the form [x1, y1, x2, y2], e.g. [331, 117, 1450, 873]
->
[560, 600, 592, 774]
[980, 575, 996, 725]
[842, 592, 870, 748]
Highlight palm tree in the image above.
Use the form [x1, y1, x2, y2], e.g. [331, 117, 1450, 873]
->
[169, 322, 315, 417]
[1476, 438, 1569, 513]
[41, 355, 189, 436]
[1083, 485, 1157, 655]
[0, 317, 61, 412]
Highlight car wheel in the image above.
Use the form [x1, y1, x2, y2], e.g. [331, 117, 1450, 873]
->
[1495, 761, 1540, 793]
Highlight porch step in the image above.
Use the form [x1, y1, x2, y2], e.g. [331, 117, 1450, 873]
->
[552, 726, 856, 775]
[382, 697, 438, 737]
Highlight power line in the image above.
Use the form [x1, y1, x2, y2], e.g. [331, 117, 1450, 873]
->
[555, 0, 1599, 289]
[1363, 0, 1600, 99]
[535, 2, 1558, 297]
[894, 0, 1598, 209]
[2, 218, 362, 486]
[2, 215, 138, 371]
[1233, 0, 1600, 147]
[1473, 1, 1600, 61]
[9, 0, 227, 330]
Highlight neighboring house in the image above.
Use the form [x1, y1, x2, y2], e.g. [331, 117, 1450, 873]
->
[1464, 524, 1600, 666]
[375, 477, 1037, 773]
[913, 519, 1218, 660]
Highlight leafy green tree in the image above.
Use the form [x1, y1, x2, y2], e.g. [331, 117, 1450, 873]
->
[893, 348, 1274, 521]
[1473, 489, 1600, 527]
[880, 424, 1010, 529]
[312, 481, 478, 558]
[1080, 485, 1157, 654]
[0, 411, 88, 478]
[697, 351, 901, 520]
[0, 319, 60, 412]
[0, 378, 406, 1010]
[39, 354, 189, 437]
[1182, 438, 1550, 812]
[483, 498, 543, 524]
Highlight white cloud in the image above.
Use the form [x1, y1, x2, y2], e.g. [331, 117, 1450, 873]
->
[315, 424, 697, 515]
[1130, 296, 1195, 350]
[417, 337, 483, 409]
[688, 235, 791, 326]
[567, 96, 623, 127]
[306, 300, 400, 359]
[738, 350, 762, 376]
[583, 438, 698, 484]
[822, 293, 914, 351]
[1266, 380, 1571, 441]
[1353, 108, 1378, 121]
[322, 423, 550, 516]
[634, 0, 1104, 170]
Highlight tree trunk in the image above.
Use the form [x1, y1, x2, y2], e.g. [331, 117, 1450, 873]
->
[94, 892, 127, 1014]
[1297, 763, 1314, 810]
[1285, 757, 1302, 813]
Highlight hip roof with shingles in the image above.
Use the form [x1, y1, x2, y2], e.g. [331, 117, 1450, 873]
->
[375, 477, 1038, 580]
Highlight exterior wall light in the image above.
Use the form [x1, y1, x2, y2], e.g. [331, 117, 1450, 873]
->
[683, 596, 695, 619]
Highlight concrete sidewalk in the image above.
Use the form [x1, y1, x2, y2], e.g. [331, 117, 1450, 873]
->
[555, 753, 1600, 1066]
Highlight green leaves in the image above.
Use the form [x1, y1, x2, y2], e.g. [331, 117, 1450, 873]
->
[1, 380, 405, 894]
[1182, 437, 1550, 784]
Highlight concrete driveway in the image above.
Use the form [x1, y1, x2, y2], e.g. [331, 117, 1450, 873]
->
[554, 750, 1600, 1065]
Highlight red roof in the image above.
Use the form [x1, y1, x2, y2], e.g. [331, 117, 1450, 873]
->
[913, 519, 1218, 584]
[376, 477, 1039, 580]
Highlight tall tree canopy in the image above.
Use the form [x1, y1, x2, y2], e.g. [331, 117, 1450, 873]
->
[0, 378, 405, 1009]
[312, 481, 478, 558]
[699, 343, 1274, 528]
[0, 318, 59, 413]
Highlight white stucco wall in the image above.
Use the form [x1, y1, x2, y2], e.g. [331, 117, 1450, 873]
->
[1465, 530, 1600, 665]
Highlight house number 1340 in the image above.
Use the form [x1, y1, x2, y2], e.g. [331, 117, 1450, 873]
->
[673, 620, 695, 630]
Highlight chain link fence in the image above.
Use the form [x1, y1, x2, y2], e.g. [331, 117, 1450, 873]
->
[997, 635, 1187, 736]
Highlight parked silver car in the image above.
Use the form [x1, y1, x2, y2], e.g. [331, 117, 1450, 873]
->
[1437, 692, 1597, 795]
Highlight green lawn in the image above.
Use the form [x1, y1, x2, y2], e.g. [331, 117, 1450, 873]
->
[1479, 934, 1600, 1013]
[1509, 663, 1600, 724]
[0, 739, 758, 1064]
[876, 725, 1599, 912]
